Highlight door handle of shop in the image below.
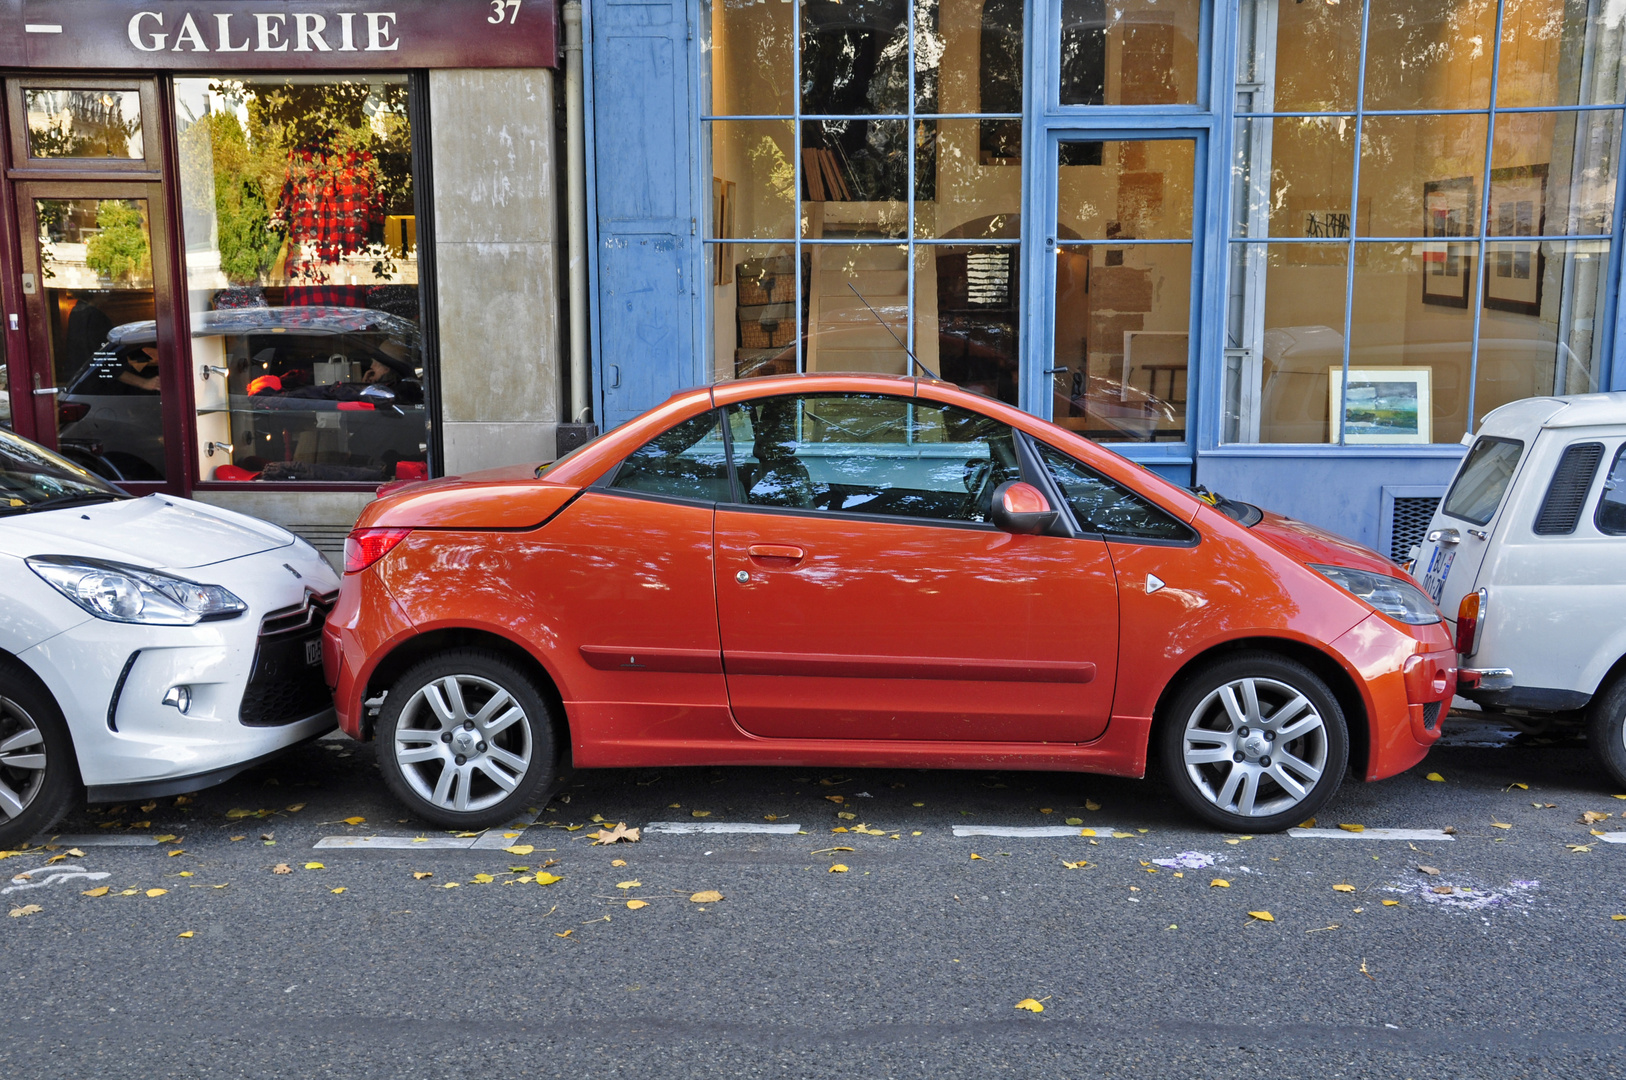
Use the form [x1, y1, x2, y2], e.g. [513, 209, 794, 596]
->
[748, 544, 806, 561]
[32, 386, 59, 396]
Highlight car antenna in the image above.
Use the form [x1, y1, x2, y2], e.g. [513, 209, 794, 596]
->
[847, 283, 940, 380]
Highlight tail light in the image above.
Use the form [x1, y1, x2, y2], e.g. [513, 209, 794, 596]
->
[343, 527, 412, 574]
[58, 401, 90, 426]
[1456, 588, 1488, 656]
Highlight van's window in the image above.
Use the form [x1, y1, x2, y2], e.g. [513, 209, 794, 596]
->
[1597, 445, 1626, 537]
[1442, 437, 1524, 526]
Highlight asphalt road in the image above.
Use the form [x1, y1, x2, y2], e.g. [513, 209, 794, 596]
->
[4, 715, 1625, 1079]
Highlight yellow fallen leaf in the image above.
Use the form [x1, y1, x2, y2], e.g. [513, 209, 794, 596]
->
[146, 888, 167, 898]
[504, 845, 534, 856]
[1085, 800, 1101, 811]
[1014, 998, 1045, 1013]
[9, 904, 42, 917]
[129, 821, 151, 829]
[1112, 832, 1133, 839]
[46, 854, 67, 864]
[535, 872, 563, 885]
[331, 887, 346, 894]
[230, 836, 246, 843]
[1382, 900, 1400, 906]
[1508, 783, 1529, 790]
[1567, 844, 1593, 852]
[611, 859, 627, 867]
[690, 890, 724, 903]
[555, 930, 573, 938]
[1615, 794, 1626, 800]
[837, 811, 857, 820]
[1298, 818, 1317, 828]
[455, 831, 483, 837]
[691, 810, 711, 818]
[343, 817, 365, 826]
[178, 931, 194, 938]
[119, 889, 137, 896]
[272, 863, 292, 874]
[472, 873, 495, 884]
[1581, 811, 1611, 824]
[305, 862, 325, 870]
[1613, 915, 1626, 921]
[1210, 879, 1230, 888]
[1061, 860, 1088, 870]
[140, 802, 157, 812]
[587, 823, 640, 845]
[590, 815, 606, 824]
[764, 814, 780, 822]
[1338, 823, 1365, 833]
[616, 880, 641, 890]
[174, 795, 193, 806]
[1333, 884, 1356, 893]
[286, 804, 305, 813]
[831, 827, 849, 833]
[167, 850, 184, 857]
[969, 853, 983, 860]
[225, 809, 260, 819]
[627, 900, 649, 910]
[1490, 822, 1512, 830]
[1426, 772, 1445, 782]
[1248, 911, 1274, 922]
[825, 795, 845, 804]
[177, 872, 193, 878]
[153, 835, 177, 844]
[1065, 818, 1083, 826]
[1039, 808, 1054, 815]
[442, 882, 461, 889]
[1078, 829, 1096, 837]
[912, 831, 923, 836]
[82, 886, 110, 897]
[413, 872, 433, 880]
[830, 864, 849, 873]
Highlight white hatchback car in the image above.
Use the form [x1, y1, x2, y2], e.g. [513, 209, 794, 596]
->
[1412, 392, 1626, 786]
[0, 429, 339, 846]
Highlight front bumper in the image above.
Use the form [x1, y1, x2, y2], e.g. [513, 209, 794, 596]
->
[1332, 614, 1456, 781]
[20, 544, 340, 790]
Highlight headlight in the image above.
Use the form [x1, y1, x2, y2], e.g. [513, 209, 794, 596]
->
[27, 556, 247, 625]
[1311, 564, 1443, 626]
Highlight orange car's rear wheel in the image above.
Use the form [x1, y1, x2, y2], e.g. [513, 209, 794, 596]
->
[1159, 652, 1348, 832]
[376, 649, 557, 830]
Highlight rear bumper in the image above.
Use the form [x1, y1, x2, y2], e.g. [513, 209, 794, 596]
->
[322, 568, 417, 739]
[1458, 667, 1513, 691]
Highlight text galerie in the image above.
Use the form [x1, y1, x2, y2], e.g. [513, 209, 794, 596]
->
[128, 11, 401, 53]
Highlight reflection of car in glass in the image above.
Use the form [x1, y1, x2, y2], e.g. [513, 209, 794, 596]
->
[59, 306, 428, 484]
[1409, 392, 1626, 787]
[0, 427, 339, 846]
[328, 373, 1457, 834]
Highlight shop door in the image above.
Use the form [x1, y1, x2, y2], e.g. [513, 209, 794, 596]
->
[1041, 132, 1203, 478]
[13, 183, 180, 492]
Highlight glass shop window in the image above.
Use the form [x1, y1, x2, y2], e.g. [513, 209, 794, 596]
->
[173, 76, 427, 484]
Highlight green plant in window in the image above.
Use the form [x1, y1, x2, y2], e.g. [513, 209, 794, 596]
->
[84, 201, 150, 283]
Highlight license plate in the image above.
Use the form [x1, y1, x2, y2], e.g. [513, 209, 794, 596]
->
[305, 639, 323, 667]
[1422, 546, 1455, 605]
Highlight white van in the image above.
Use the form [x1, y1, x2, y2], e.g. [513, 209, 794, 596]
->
[1412, 392, 1626, 787]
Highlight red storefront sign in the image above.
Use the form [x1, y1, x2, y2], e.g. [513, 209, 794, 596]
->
[0, 0, 558, 69]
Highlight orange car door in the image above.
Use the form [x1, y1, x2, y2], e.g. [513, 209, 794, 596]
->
[713, 391, 1118, 743]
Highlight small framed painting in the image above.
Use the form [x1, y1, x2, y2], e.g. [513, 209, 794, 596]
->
[1421, 176, 1474, 308]
[1329, 367, 1433, 445]
[1484, 163, 1548, 316]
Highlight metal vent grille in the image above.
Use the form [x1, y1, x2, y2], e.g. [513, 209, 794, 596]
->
[1534, 442, 1604, 535]
[1423, 701, 1442, 731]
[1389, 496, 1441, 562]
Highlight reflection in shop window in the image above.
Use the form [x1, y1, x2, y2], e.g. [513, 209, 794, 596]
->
[25, 89, 144, 159]
[1226, 0, 1624, 445]
[173, 76, 426, 483]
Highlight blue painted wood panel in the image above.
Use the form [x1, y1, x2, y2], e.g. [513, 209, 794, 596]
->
[591, 0, 696, 427]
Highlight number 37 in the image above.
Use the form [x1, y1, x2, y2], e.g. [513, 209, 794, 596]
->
[489, 0, 522, 25]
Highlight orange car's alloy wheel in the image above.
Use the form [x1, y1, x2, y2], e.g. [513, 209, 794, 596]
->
[376, 650, 557, 829]
[1161, 653, 1349, 832]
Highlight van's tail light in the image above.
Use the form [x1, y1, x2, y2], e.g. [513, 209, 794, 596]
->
[58, 401, 90, 426]
[1456, 588, 1488, 656]
[344, 527, 412, 574]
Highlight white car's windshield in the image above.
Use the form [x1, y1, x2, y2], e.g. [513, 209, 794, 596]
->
[0, 430, 127, 517]
[1442, 437, 1524, 526]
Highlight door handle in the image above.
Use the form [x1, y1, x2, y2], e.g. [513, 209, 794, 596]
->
[747, 544, 806, 561]
[33, 386, 59, 396]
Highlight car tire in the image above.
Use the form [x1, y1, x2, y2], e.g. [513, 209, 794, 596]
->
[1159, 652, 1349, 833]
[1586, 676, 1626, 790]
[0, 659, 80, 849]
[376, 650, 558, 830]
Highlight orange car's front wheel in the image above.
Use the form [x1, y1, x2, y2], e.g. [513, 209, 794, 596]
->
[1159, 652, 1349, 832]
[376, 649, 558, 830]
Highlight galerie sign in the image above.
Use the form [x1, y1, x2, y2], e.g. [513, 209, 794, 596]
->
[0, 0, 558, 69]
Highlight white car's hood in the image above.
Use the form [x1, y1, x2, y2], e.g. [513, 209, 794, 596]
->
[0, 494, 294, 569]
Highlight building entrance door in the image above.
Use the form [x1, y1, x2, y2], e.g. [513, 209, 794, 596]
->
[1041, 133, 1203, 468]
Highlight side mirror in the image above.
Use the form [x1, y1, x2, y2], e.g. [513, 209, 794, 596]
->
[990, 481, 1058, 535]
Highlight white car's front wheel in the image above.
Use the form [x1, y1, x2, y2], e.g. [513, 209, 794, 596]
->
[0, 659, 78, 848]
[376, 650, 558, 830]
[1586, 676, 1626, 790]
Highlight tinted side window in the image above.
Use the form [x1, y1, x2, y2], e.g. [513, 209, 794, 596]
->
[1597, 444, 1626, 536]
[725, 393, 1019, 524]
[1442, 437, 1524, 525]
[1037, 443, 1196, 543]
[608, 411, 730, 502]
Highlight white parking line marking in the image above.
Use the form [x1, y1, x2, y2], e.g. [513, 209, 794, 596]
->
[34, 834, 160, 847]
[952, 825, 1122, 838]
[643, 821, 803, 835]
[470, 808, 542, 849]
[4, 869, 111, 895]
[1596, 833, 1626, 844]
[1289, 828, 1456, 841]
[313, 836, 476, 850]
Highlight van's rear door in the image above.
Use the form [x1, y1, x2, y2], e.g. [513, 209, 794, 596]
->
[1416, 435, 1530, 636]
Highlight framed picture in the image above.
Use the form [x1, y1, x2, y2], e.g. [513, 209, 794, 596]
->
[1421, 176, 1474, 308]
[711, 178, 735, 286]
[1484, 163, 1548, 316]
[1329, 367, 1433, 445]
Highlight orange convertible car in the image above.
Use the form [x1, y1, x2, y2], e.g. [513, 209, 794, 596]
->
[324, 374, 1457, 832]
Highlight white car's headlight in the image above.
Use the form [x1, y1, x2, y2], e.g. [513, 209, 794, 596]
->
[1311, 563, 1443, 626]
[27, 556, 247, 625]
